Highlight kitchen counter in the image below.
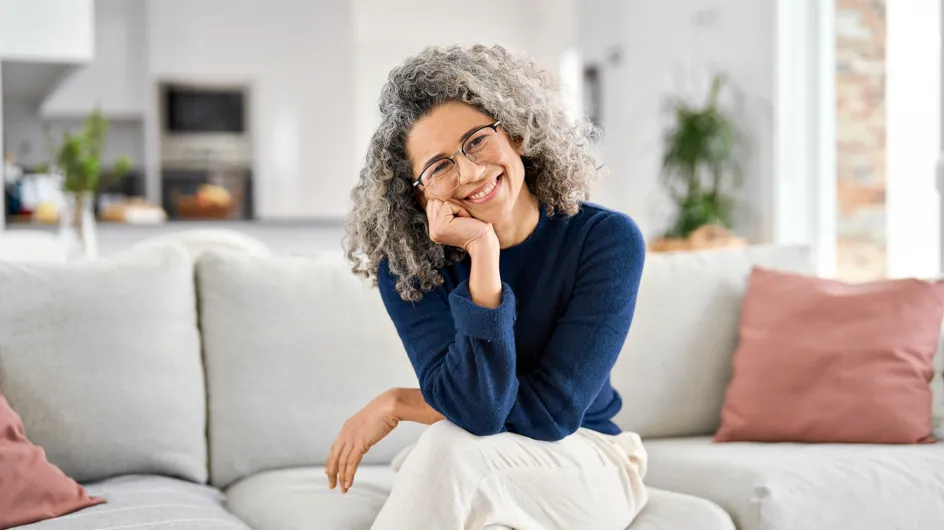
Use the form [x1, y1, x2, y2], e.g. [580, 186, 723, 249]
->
[4, 218, 347, 257]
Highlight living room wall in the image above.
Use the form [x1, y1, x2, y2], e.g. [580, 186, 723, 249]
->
[578, 0, 777, 243]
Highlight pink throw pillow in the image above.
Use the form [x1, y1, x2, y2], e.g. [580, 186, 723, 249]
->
[0, 391, 105, 529]
[715, 267, 944, 444]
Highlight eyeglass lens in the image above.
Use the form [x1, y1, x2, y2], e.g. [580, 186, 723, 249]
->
[420, 125, 501, 197]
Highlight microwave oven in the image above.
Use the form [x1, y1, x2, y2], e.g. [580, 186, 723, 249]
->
[158, 82, 252, 169]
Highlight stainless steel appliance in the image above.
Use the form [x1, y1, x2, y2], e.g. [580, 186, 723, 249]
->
[158, 82, 254, 219]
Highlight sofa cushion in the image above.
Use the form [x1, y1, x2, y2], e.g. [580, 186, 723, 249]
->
[610, 245, 813, 438]
[13, 475, 251, 530]
[630, 488, 735, 530]
[196, 251, 425, 488]
[0, 391, 104, 529]
[225, 466, 735, 530]
[0, 244, 207, 484]
[225, 466, 393, 530]
[642, 436, 944, 530]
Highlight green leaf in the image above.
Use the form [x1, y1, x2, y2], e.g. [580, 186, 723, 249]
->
[660, 72, 741, 238]
[44, 108, 130, 192]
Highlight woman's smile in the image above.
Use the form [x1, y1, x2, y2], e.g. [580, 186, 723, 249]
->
[463, 173, 503, 203]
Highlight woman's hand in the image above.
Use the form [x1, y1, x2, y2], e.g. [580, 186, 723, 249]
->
[426, 199, 502, 307]
[326, 389, 399, 493]
[426, 199, 498, 255]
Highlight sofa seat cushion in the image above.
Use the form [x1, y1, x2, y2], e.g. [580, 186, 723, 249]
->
[225, 466, 393, 530]
[643, 436, 944, 530]
[630, 489, 734, 530]
[13, 475, 250, 530]
[225, 466, 734, 530]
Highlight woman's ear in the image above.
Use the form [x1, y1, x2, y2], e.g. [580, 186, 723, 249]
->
[511, 137, 525, 156]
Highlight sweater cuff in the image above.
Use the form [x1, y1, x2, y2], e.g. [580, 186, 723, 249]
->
[448, 281, 517, 342]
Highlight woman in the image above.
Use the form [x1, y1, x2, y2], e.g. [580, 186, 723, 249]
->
[332, 44, 649, 529]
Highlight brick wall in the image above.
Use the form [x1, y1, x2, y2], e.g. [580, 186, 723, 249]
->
[835, 0, 886, 281]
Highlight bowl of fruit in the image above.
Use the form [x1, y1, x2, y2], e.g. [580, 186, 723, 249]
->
[173, 184, 235, 219]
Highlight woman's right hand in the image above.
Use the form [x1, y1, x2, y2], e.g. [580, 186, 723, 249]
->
[426, 199, 498, 255]
[326, 390, 400, 493]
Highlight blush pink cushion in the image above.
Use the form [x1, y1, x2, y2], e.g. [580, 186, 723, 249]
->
[0, 391, 105, 529]
[715, 267, 944, 444]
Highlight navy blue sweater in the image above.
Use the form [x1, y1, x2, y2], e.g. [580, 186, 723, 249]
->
[377, 202, 646, 441]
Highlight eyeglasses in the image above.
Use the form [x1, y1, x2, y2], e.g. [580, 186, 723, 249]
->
[413, 121, 503, 199]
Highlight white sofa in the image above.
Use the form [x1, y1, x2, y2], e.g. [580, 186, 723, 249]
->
[1, 242, 942, 530]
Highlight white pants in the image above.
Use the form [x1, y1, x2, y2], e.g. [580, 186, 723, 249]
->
[371, 421, 649, 530]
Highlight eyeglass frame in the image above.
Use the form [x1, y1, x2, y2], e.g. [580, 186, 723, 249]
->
[411, 121, 503, 191]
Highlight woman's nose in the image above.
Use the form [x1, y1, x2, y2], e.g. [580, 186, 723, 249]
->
[455, 154, 487, 185]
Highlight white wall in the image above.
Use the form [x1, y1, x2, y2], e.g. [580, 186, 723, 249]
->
[772, 0, 836, 276]
[886, 0, 941, 277]
[577, 0, 626, 210]
[584, 0, 776, 242]
[145, 0, 355, 219]
[0, 0, 94, 62]
[40, 0, 147, 118]
[351, 0, 575, 181]
[3, 102, 144, 167]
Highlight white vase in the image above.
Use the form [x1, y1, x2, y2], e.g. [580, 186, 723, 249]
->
[58, 191, 98, 260]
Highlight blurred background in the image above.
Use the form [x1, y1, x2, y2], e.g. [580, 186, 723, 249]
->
[0, 0, 940, 281]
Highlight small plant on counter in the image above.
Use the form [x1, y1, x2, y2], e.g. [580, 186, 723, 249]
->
[41, 107, 133, 260]
[44, 107, 132, 194]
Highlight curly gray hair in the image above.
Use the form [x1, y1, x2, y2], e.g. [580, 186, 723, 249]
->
[344, 44, 600, 301]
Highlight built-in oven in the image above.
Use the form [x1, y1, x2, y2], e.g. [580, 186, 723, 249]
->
[158, 82, 254, 220]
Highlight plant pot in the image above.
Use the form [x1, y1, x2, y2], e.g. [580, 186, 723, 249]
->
[649, 224, 747, 253]
[58, 191, 98, 260]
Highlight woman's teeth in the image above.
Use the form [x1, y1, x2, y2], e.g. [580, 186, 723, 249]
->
[469, 176, 499, 200]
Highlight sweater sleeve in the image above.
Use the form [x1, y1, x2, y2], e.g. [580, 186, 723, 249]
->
[376, 260, 518, 436]
[502, 212, 646, 441]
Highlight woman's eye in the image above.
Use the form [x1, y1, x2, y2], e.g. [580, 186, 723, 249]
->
[466, 135, 486, 151]
[431, 160, 452, 176]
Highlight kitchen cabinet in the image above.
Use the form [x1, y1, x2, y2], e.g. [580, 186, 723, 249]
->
[39, 0, 147, 119]
[0, 0, 94, 62]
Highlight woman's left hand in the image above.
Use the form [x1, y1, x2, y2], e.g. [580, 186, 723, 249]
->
[326, 389, 400, 493]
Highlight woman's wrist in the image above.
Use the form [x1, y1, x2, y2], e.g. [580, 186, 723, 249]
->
[465, 228, 499, 258]
[467, 236, 502, 308]
[388, 388, 445, 425]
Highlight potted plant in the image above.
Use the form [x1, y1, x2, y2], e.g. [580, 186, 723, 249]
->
[652, 74, 745, 252]
[44, 108, 131, 259]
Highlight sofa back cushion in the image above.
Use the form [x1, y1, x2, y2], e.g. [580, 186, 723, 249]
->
[0, 390, 105, 529]
[610, 244, 814, 438]
[197, 251, 424, 488]
[0, 245, 207, 483]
